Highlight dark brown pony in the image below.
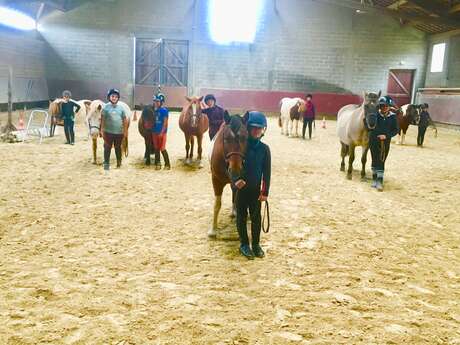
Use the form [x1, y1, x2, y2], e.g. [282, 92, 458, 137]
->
[208, 111, 249, 238]
[178, 96, 209, 165]
[138, 106, 156, 165]
[48, 100, 62, 137]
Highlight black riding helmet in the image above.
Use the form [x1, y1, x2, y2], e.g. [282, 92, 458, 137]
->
[204, 94, 216, 104]
[107, 88, 120, 100]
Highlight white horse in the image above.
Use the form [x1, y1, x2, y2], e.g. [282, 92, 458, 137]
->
[85, 100, 132, 164]
[337, 91, 381, 180]
[279, 97, 306, 137]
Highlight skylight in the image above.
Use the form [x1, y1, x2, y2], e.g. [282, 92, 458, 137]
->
[430, 43, 446, 73]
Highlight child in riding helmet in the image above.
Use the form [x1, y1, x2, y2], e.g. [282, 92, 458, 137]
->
[417, 103, 434, 147]
[234, 111, 271, 260]
[60, 90, 80, 145]
[367, 96, 399, 191]
[302, 94, 315, 140]
[152, 93, 171, 170]
[201, 94, 225, 141]
[100, 88, 128, 170]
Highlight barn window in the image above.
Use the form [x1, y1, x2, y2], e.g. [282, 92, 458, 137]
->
[0, 6, 36, 30]
[208, 0, 263, 44]
[430, 43, 446, 73]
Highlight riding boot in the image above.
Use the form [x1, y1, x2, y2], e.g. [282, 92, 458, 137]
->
[239, 244, 255, 260]
[161, 150, 171, 170]
[115, 147, 122, 168]
[371, 169, 377, 188]
[103, 147, 111, 170]
[252, 243, 265, 258]
[376, 171, 384, 192]
[64, 127, 70, 144]
[70, 128, 75, 145]
[154, 151, 161, 170]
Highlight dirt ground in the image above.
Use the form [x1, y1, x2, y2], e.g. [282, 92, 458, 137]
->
[1, 110, 460, 345]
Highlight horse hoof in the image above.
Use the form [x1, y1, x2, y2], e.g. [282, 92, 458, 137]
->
[347, 174, 352, 180]
[360, 176, 367, 182]
[207, 228, 217, 238]
[340, 166, 345, 172]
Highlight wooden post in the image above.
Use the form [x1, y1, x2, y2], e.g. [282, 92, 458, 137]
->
[2, 66, 17, 134]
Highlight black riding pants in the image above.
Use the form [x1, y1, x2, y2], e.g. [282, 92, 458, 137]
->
[417, 126, 427, 146]
[63, 118, 75, 143]
[236, 187, 262, 246]
[302, 118, 314, 139]
[370, 138, 391, 172]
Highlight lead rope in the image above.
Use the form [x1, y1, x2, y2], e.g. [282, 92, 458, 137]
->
[380, 139, 386, 163]
[262, 200, 270, 233]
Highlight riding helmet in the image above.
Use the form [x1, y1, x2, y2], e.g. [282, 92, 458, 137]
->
[153, 93, 165, 103]
[204, 94, 216, 104]
[378, 96, 390, 106]
[62, 90, 72, 98]
[107, 88, 120, 100]
[247, 111, 267, 128]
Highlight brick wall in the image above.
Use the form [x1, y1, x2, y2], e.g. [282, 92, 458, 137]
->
[0, 28, 48, 103]
[38, 0, 428, 111]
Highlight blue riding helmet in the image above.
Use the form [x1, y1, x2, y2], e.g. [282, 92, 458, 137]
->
[379, 95, 395, 107]
[153, 93, 165, 103]
[204, 94, 216, 104]
[247, 111, 267, 128]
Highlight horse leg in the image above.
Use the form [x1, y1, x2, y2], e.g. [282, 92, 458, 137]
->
[283, 118, 288, 136]
[92, 136, 97, 164]
[144, 134, 151, 166]
[402, 131, 406, 145]
[190, 136, 195, 161]
[185, 134, 190, 164]
[361, 145, 369, 180]
[209, 178, 224, 238]
[347, 144, 355, 180]
[340, 142, 348, 172]
[289, 120, 293, 137]
[197, 134, 203, 167]
[231, 187, 237, 218]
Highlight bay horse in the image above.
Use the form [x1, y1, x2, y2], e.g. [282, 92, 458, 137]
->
[397, 104, 420, 145]
[279, 97, 306, 137]
[336, 91, 381, 180]
[208, 111, 249, 238]
[49, 98, 89, 137]
[138, 106, 156, 165]
[178, 96, 209, 165]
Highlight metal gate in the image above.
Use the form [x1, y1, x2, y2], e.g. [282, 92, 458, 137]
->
[135, 38, 188, 87]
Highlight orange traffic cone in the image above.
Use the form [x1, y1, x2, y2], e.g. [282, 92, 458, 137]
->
[321, 117, 326, 129]
[133, 110, 138, 121]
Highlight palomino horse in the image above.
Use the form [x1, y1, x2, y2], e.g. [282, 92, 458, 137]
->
[85, 100, 132, 164]
[178, 96, 209, 165]
[279, 97, 306, 137]
[337, 91, 381, 180]
[208, 111, 249, 238]
[397, 104, 420, 145]
[138, 105, 156, 165]
[48, 99, 89, 137]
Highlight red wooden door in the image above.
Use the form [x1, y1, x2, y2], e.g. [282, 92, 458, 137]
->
[387, 69, 415, 107]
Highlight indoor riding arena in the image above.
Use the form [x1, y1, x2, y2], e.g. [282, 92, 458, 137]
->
[1, 1, 460, 344]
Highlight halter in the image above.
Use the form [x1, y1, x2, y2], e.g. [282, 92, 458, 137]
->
[222, 122, 246, 180]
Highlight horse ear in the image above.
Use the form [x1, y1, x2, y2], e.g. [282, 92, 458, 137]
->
[185, 96, 191, 102]
[378, 90, 382, 97]
[224, 110, 231, 124]
[242, 111, 249, 124]
[198, 96, 204, 102]
[97, 104, 102, 111]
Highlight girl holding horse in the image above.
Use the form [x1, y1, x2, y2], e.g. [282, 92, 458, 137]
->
[152, 93, 171, 170]
[234, 111, 271, 259]
[201, 94, 225, 141]
[60, 90, 80, 145]
[367, 96, 399, 191]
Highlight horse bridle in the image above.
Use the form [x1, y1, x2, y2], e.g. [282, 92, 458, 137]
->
[222, 124, 246, 179]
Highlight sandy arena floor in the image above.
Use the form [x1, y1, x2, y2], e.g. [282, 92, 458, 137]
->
[1, 111, 460, 344]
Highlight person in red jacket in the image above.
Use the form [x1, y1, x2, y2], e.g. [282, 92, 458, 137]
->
[302, 94, 316, 140]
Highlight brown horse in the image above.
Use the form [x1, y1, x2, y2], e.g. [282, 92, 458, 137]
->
[178, 96, 209, 165]
[397, 104, 420, 145]
[208, 111, 249, 238]
[48, 100, 62, 137]
[138, 106, 156, 165]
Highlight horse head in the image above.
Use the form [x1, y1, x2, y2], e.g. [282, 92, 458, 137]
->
[362, 91, 380, 129]
[297, 99, 306, 113]
[48, 99, 62, 117]
[185, 96, 204, 128]
[222, 110, 249, 181]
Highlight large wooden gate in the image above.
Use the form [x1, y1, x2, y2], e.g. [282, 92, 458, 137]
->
[135, 38, 189, 87]
[387, 69, 415, 106]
